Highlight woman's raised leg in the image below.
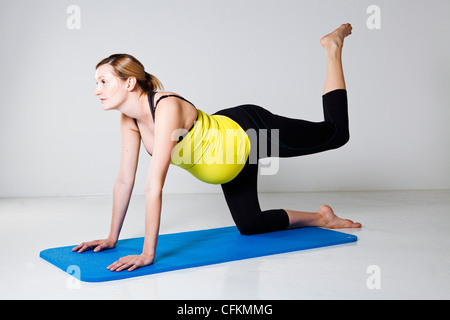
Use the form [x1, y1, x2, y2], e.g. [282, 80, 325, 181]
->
[320, 23, 352, 95]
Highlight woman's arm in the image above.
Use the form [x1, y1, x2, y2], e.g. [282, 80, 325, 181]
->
[108, 114, 141, 242]
[107, 101, 184, 271]
[73, 114, 140, 253]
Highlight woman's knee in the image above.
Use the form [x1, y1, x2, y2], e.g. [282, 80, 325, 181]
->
[325, 122, 350, 150]
[335, 127, 350, 148]
[236, 222, 264, 236]
[233, 209, 289, 235]
[232, 211, 266, 235]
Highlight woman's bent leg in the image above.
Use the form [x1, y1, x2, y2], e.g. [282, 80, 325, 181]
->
[234, 89, 349, 159]
[216, 24, 361, 234]
[220, 161, 290, 235]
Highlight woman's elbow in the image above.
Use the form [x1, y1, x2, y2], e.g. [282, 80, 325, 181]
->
[144, 185, 163, 199]
[115, 176, 135, 187]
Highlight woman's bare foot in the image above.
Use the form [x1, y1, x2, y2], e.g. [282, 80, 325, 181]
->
[318, 205, 362, 229]
[320, 23, 353, 51]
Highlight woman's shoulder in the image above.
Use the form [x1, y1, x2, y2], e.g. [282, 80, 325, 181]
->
[153, 91, 184, 103]
[120, 113, 140, 132]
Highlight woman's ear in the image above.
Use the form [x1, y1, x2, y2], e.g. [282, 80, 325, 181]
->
[126, 76, 137, 92]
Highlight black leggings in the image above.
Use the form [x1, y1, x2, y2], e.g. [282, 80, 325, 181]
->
[213, 89, 349, 235]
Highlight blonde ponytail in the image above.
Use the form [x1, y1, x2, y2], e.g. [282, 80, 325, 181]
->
[144, 72, 164, 92]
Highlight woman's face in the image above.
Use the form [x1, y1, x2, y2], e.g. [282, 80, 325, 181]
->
[94, 64, 128, 110]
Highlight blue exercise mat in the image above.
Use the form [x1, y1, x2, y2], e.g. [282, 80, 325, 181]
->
[40, 226, 357, 282]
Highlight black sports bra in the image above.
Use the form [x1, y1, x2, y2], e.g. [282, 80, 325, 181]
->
[133, 92, 197, 143]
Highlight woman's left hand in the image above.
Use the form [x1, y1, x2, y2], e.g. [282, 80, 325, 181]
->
[107, 253, 154, 272]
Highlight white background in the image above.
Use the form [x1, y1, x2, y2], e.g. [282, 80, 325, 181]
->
[1, 0, 449, 197]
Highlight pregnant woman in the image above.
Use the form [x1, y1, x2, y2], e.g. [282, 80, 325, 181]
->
[73, 23, 361, 272]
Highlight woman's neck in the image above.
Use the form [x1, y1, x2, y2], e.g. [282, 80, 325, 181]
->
[119, 92, 150, 121]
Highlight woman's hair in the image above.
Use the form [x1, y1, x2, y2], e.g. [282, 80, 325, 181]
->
[96, 53, 163, 94]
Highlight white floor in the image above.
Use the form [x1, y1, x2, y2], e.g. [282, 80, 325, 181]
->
[1, 190, 449, 300]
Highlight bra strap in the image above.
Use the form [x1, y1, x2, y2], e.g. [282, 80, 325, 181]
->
[148, 92, 196, 123]
[148, 91, 156, 122]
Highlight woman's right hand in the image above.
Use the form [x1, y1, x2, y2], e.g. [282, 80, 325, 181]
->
[72, 238, 116, 253]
